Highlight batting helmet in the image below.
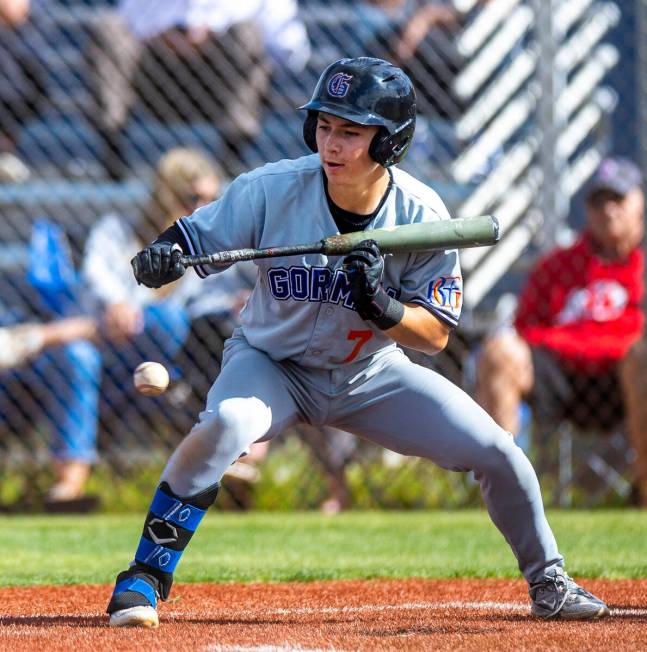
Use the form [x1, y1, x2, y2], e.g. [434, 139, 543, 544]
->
[298, 57, 416, 167]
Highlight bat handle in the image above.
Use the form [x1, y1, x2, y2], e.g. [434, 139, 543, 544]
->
[180, 248, 265, 266]
[180, 242, 326, 268]
[180, 254, 217, 267]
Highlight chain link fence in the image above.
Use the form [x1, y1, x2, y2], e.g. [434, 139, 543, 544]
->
[0, 0, 643, 511]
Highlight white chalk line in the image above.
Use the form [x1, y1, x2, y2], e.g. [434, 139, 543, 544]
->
[183, 600, 647, 619]
[267, 600, 528, 616]
[4, 600, 642, 621]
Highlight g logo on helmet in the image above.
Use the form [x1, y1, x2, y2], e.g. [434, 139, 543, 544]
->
[327, 72, 353, 97]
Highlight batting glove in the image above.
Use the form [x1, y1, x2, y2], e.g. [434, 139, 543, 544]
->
[342, 239, 404, 330]
[131, 242, 186, 289]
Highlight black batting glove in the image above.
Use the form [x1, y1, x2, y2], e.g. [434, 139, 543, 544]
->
[131, 242, 186, 289]
[342, 240, 385, 319]
[342, 239, 404, 330]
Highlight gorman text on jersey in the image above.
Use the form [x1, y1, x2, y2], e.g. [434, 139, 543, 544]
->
[267, 266, 397, 310]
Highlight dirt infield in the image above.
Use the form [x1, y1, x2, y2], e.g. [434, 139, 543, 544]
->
[1, 578, 646, 651]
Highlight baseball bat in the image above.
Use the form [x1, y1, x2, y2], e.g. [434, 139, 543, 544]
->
[179, 214, 500, 268]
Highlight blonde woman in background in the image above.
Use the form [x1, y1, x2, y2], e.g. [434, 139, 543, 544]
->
[83, 147, 222, 337]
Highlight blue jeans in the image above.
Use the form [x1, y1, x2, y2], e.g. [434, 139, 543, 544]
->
[0, 338, 102, 463]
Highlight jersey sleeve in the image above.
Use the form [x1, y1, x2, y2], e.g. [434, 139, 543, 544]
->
[176, 174, 262, 278]
[398, 248, 463, 328]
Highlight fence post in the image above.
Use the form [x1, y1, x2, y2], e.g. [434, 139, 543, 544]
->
[639, 0, 647, 187]
[534, 0, 568, 246]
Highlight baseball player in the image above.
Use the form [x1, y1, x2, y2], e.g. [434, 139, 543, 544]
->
[107, 57, 608, 627]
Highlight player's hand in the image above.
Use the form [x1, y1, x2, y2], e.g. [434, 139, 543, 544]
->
[342, 239, 387, 320]
[131, 242, 186, 288]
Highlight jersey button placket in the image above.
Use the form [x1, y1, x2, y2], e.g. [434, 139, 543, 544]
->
[305, 301, 333, 363]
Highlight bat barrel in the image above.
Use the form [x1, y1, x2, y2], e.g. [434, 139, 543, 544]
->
[323, 214, 500, 255]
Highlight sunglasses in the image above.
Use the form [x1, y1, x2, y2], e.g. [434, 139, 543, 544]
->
[179, 192, 216, 209]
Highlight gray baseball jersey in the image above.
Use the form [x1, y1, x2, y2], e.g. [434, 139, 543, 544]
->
[162, 154, 564, 586]
[177, 154, 463, 367]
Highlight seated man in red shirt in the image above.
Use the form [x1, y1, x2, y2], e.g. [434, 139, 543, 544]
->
[476, 157, 647, 504]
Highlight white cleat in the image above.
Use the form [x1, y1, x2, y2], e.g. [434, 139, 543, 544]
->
[109, 605, 159, 628]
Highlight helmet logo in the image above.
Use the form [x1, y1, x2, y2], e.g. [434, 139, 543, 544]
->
[327, 72, 353, 97]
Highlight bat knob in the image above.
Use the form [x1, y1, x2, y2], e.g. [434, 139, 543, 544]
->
[491, 215, 501, 242]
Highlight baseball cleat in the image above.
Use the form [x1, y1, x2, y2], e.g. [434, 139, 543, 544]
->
[107, 568, 161, 627]
[109, 605, 159, 628]
[530, 567, 610, 620]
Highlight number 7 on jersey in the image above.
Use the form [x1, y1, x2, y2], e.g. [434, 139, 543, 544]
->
[342, 329, 374, 363]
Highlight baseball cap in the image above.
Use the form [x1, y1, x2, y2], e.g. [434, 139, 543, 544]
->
[587, 157, 643, 196]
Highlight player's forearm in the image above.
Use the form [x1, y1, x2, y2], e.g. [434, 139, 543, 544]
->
[384, 303, 450, 355]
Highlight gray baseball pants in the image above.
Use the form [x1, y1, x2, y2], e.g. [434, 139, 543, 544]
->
[162, 333, 563, 584]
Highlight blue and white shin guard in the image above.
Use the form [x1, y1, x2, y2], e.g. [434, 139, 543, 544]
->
[108, 480, 219, 616]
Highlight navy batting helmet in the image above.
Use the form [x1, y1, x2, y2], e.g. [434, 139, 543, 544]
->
[298, 57, 416, 167]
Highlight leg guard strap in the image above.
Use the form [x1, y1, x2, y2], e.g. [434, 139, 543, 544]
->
[113, 576, 158, 608]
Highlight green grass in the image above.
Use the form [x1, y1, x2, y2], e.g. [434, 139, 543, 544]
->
[2, 510, 646, 587]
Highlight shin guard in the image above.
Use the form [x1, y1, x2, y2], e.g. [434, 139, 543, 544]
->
[133, 480, 219, 600]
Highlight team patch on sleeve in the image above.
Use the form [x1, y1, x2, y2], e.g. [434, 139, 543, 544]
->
[417, 275, 463, 326]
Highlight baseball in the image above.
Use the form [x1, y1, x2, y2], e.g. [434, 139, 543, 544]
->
[133, 361, 170, 396]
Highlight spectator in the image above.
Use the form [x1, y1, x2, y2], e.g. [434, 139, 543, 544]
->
[88, 0, 310, 180]
[0, 214, 103, 512]
[476, 157, 647, 504]
[0, 316, 101, 512]
[0, 0, 44, 182]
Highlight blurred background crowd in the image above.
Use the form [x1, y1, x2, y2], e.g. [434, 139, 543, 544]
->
[1, 0, 646, 513]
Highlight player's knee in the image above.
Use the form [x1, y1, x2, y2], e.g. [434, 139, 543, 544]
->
[473, 434, 520, 475]
[195, 397, 272, 454]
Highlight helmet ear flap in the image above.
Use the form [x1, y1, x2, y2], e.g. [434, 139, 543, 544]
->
[369, 127, 414, 167]
[368, 128, 391, 167]
[303, 111, 318, 153]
